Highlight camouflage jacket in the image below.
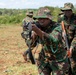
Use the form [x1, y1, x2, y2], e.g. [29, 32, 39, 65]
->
[39, 21, 67, 61]
[58, 13, 76, 49]
[21, 16, 33, 40]
[58, 13, 76, 25]
[22, 16, 34, 23]
[21, 16, 34, 47]
[39, 26, 66, 61]
[22, 16, 34, 30]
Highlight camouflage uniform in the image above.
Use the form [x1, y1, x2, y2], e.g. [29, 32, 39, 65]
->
[59, 3, 76, 75]
[33, 9, 70, 75]
[57, 11, 64, 23]
[21, 11, 34, 62]
[22, 11, 34, 30]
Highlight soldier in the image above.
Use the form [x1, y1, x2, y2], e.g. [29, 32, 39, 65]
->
[58, 3, 76, 75]
[21, 10, 34, 62]
[30, 9, 70, 75]
[57, 11, 64, 23]
[22, 10, 34, 31]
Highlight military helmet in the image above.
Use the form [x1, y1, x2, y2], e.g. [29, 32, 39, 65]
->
[33, 7, 52, 20]
[26, 10, 33, 16]
[61, 3, 74, 11]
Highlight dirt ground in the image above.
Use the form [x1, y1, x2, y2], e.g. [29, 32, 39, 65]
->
[0, 25, 39, 75]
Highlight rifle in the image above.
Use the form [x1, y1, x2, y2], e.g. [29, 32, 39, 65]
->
[28, 29, 35, 64]
[23, 21, 40, 64]
[61, 21, 70, 56]
[28, 43, 35, 64]
[61, 21, 73, 75]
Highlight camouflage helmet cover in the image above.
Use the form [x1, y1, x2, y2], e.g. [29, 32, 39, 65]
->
[33, 7, 52, 20]
[61, 3, 74, 11]
[26, 10, 33, 16]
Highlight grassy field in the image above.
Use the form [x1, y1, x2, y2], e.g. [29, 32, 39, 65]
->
[0, 25, 39, 75]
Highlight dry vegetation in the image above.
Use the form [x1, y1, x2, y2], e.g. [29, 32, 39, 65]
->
[0, 25, 39, 75]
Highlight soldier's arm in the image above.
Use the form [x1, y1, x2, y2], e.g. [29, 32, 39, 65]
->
[71, 36, 76, 49]
[48, 26, 62, 43]
[32, 24, 61, 43]
[70, 28, 76, 49]
[69, 27, 76, 57]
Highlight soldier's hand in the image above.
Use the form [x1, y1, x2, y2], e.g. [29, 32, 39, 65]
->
[31, 31, 37, 43]
[67, 50, 71, 58]
[23, 26, 27, 31]
[32, 24, 39, 31]
[67, 47, 73, 58]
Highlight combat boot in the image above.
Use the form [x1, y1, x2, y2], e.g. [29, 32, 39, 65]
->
[23, 50, 30, 62]
[23, 53, 27, 62]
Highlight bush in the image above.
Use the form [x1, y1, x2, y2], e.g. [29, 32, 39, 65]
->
[0, 13, 25, 24]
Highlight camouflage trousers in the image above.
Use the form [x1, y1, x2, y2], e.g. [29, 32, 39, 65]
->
[70, 48, 76, 75]
[70, 58, 76, 75]
[36, 57, 70, 75]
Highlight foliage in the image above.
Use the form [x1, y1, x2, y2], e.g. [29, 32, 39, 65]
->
[52, 7, 60, 21]
[0, 8, 37, 25]
[0, 5, 76, 25]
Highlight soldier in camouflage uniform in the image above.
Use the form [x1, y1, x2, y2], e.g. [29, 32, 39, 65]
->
[21, 10, 34, 62]
[22, 10, 34, 30]
[57, 11, 64, 23]
[58, 3, 76, 75]
[31, 9, 70, 75]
